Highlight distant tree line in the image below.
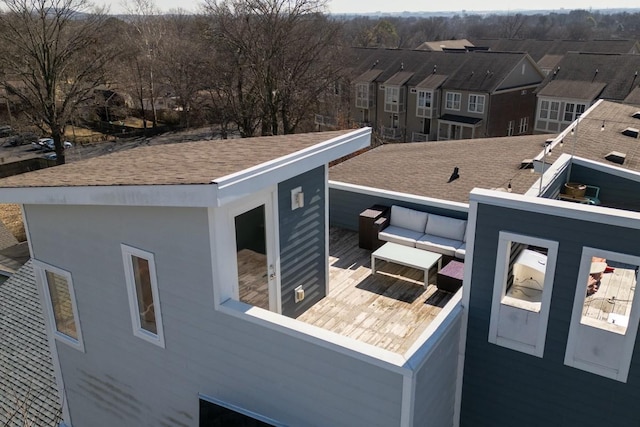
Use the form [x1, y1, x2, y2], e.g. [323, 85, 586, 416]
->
[1, 1, 639, 164]
[342, 9, 640, 48]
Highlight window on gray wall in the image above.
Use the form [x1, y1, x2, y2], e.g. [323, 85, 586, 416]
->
[36, 262, 85, 352]
[122, 244, 165, 348]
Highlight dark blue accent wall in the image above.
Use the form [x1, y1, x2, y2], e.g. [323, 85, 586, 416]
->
[329, 187, 467, 231]
[461, 203, 640, 426]
[571, 163, 640, 211]
[278, 166, 326, 318]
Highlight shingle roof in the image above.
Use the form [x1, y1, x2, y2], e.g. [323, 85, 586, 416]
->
[559, 100, 640, 172]
[0, 221, 18, 251]
[329, 134, 554, 203]
[0, 261, 61, 427]
[416, 74, 449, 89]
[384, 71, 414, 86]
[330, 101, 640, 204]
[537, 53, 640, 101]
[470, 38, 640, 62]
[624, 86, 640, 105]
[415, 39, 473, 51]
[0, 130, 353, 188]
[537, 54, 564, 71]
[441, 51, 537, 92]
[349, 48, 539, 93]
[537, 80, 606, 100]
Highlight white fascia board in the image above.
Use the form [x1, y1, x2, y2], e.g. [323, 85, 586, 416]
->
[0, 184, 218, 207]
[214, 128, 371, 206]
[329, 180, 469, 213]
[470, 187, 640, 229]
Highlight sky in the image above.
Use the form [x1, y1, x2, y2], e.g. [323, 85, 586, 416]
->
[100, 0, 640, 15]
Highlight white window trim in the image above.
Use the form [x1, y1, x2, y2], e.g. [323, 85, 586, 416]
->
[446, 92, 461, 111]
[488, 232, 558, 357]
[34, 261, 85, 352]
[121, 244, 165, 348]
[468, 94, 485, 113]
[565, 247, 640, 382]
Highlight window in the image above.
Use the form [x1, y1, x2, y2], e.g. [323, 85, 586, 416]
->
[36, 262, 84, 351]
[385, 86, 399, 104]
[563, 103, 586, 122]
[507, 120, 514, 136]
[445, 92, 461, 110]
[488, 232, 558, 357]
[199, 396, 285, 427]
[468, 94, 485, 113]
[565, 248, 640, 382]
[540, 100, 560, 121]
[519, 117, 528, 134]
[355, 83, 370, 109]
[416, 90, 432, 117]
[122, 244, 165, 347]
[384, 86, 404, 112]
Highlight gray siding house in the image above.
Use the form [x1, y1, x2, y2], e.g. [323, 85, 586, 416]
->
[0, 128, 464, 427]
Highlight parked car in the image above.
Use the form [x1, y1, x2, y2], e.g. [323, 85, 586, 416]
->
[32, 138, 73, 151]
[6, 132, 37, 146]
[0, 125, 12, 138]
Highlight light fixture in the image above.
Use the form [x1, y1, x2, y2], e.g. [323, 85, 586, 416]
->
[560, 139, 564, 147]
[507, 180, 512, 192]
[601, 121, 605, 131]
[547, 147, 552, 156]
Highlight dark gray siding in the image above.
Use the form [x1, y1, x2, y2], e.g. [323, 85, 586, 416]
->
[412, 309, 461, 427]
[329, 187, 467, 231]
[461, 203, 640, 426]
[279, 166, 326, 318]
[571, 163, 640, 211]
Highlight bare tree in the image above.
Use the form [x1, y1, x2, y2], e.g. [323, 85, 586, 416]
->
[0, 0, 116, 164]
[158, 13, 210, 128]
[123, 0, 165, 130]
[204, 0, 344, 136]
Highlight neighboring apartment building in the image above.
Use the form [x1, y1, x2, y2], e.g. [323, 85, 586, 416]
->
[351, 48, 544, 142]
[470, 38, 640, 74]
[534, 52, 640, 133]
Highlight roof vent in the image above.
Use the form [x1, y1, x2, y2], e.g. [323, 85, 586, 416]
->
[622, 127, 639, 138]
[520, 159, 534, 169]
[605, 151, 626, 165]
[632, 111, 640, 119]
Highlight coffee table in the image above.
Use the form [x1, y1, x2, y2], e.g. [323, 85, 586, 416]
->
[371, 242, 442, 287]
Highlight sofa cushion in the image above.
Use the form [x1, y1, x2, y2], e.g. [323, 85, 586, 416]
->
[455, 243, 466, 260]
[379, 225, 423, 247]
[390, 205, 429, 233]
[416, 234, 460, 257]
[425, 214, 467, 242]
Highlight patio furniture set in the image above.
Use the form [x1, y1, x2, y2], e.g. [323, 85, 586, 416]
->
[360, 205, 466, 292]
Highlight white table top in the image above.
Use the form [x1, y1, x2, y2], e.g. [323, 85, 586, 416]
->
[372, 242, 442, 270]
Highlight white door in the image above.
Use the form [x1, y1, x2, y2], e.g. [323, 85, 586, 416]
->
[230, 191, 280, 313]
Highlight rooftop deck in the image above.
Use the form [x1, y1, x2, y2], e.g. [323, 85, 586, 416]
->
[297, 228, 454, 354]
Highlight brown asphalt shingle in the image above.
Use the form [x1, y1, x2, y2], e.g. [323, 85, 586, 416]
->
[329, 134, 555, 203]
[330, 101, 640, 204]
[0, 130, 352, 188]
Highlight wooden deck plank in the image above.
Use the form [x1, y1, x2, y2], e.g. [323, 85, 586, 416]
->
[298, 228, 454, 354]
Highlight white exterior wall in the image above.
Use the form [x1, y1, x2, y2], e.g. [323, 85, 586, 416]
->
[25, 204, 405, 427]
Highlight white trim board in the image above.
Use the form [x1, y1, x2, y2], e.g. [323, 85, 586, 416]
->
[0, 129, 371, 208]
[487, 232, 559, 357]
[329, 180, 469, 213]
[470, 188, 640, 230]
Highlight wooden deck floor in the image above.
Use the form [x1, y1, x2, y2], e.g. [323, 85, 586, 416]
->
[583, 262, 637, 329]
[297, 228, 454, 354]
